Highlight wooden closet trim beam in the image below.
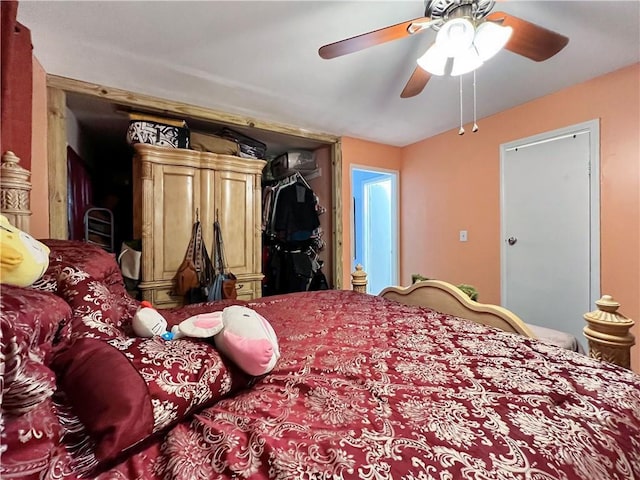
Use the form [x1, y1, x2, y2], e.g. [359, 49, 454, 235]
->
[46, 86, 67, 239]
[332, 141, 343, 290]
[46, 75, 340, 144]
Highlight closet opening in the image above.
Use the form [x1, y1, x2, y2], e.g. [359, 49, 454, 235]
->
[48, 76, 344, 291]
[262, 168, 330, 296]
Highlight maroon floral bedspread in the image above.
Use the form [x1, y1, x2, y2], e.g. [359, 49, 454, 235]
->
[42, 290, 640, 480]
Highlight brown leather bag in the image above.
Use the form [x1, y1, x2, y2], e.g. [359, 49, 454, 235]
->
[174, 258, 199, 296]
[173, 220, 205, 296]
[222, 273, 237, 300]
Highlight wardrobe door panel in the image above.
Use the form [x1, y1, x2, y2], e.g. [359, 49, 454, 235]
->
[215, 170, 254, 275]
[153, 163, 201, 281]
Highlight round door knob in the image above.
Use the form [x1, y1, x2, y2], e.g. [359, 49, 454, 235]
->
[507, 237, 517, 246]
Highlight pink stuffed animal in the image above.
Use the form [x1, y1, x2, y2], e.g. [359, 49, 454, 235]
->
[214, 305, 280, 376]
[132, 302, 279, 376]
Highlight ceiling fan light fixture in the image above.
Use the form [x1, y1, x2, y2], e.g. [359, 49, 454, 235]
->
[474, 22, 513, 61]
[450, 47, 483, 76]
[417, 44, 448, 76]
[436, 18, 475, 57]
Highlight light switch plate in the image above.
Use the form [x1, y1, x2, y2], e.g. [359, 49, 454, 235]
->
[459, 230, 468, 242]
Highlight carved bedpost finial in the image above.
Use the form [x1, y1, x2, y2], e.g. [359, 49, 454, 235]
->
[351, 264, 368, 294]
[1, 151, 32, 232]
[583, 295, 635, 369]
[2, 151, 21, 167]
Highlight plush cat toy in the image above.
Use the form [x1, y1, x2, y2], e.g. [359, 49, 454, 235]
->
[0, 215, 50, 287]
[132, 303, 280, 376]
[132, 301, 225, 340]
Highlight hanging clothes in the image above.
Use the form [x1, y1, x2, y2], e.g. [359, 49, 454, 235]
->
[262, 172, 325, 295]
[272, 182, 319, 243]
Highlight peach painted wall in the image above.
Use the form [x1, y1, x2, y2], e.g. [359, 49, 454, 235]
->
[30, 56, 49, 238]
[401, 63, 640, 372]
[340, 138, 403, 289]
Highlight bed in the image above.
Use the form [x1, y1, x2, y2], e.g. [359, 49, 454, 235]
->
[2, 241, 639, 480]
[2, 154, 640, 480]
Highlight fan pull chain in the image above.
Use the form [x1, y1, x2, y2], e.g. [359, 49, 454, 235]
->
[458, 75, 465, 136]
[472, 70, 479, 133]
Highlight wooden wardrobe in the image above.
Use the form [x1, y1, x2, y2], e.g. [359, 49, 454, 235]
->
[132, 144, 265, 307]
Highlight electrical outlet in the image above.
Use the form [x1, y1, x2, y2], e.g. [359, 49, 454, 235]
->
[459, 230, 468, 242]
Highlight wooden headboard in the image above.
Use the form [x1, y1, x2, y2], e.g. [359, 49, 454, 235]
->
[350, 265, 636, 370]
[351, 264, 534, 337]
[1, 151, 32, 233]
[379, 280, 536, 338]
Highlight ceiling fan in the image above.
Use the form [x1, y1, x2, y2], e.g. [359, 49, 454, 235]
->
[319, 0, 569, 98]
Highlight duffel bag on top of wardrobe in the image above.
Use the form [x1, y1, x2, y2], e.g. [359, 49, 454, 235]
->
[219, 127, 267, 159]
[126, 112, 190, 149]
[190, 131, 240, 155]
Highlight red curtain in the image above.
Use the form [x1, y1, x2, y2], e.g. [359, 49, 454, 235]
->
[1, 0, 33, 170]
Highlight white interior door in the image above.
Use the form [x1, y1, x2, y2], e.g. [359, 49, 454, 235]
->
[501, 121, 599, 349]
[362, 175, 398, 294]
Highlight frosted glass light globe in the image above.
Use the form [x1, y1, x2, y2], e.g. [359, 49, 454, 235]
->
[436, 18, 476, 57]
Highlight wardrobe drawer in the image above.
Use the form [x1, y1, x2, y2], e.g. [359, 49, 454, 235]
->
[152, 286, 182, 308]
[236, 279, 260, 300]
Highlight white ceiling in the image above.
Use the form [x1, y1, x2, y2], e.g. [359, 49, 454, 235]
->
[18, 1, 640, 147]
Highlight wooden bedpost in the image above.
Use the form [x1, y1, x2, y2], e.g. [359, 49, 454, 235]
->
[0, 151, 32, 232]
[583, 295, 635, 369]
[351, 264, 367, 293]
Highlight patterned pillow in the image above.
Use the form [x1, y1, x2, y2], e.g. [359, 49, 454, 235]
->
[0, 285, 72, 360]
[0, 398, 62, 480]
[0, 287, 68, 480]
[0, 287, 69, 417]
[2, 353, 56, 416]
[52, 333, 251, 470]
[50, 270, 252, 472]
[32, 239, 124, 293]
[55, 265, 138, 341]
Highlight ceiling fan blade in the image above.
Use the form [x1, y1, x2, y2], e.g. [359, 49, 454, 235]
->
[319, 17, 431, 59]
[400, 66, 432, 98]
[487, 12, 569, 62]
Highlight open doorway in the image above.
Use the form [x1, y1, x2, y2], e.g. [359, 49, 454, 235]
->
[351, 166, 399, 294]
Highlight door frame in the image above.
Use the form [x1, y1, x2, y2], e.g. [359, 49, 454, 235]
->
[45, 74, 345, 288]
[499, 119, 601, 307]
[350, 164, 400, 291]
